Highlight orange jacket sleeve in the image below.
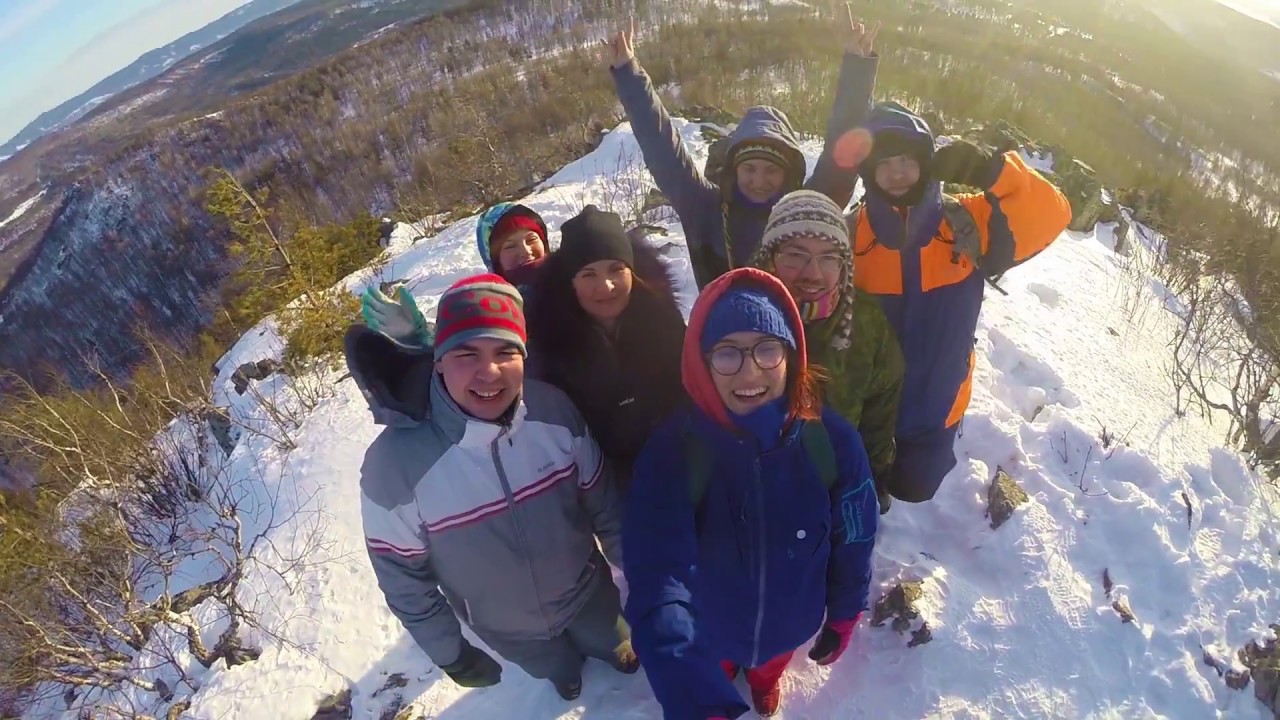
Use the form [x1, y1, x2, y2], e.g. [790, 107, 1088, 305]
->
[958, 152, 1072, 269]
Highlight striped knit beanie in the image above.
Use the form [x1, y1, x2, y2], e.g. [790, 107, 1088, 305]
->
[433, 274, 527, 357]
[749, 190, 857, 351]
[732, 141, 794, 172]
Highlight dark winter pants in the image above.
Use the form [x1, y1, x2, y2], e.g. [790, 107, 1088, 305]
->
[479, 576, 631, 685]
[887, 424, 960, 503]
[719, 650, 795, 693]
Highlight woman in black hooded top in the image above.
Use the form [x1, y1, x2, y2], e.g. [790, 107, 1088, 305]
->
[526, 205, 687, 488]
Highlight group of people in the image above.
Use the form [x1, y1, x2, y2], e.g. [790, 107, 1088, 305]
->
[346, 18, 1071, 720]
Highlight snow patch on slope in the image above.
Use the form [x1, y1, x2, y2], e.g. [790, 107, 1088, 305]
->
[0, 191, 45, 229]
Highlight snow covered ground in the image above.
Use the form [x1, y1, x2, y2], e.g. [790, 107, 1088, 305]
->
[36, 120, 1280, 719]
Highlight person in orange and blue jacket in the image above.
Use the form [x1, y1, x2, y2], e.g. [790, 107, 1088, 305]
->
[850, 101, 1072, 504]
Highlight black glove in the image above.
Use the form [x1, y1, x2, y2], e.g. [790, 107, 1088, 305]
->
[439, 641, 502, 688]
[932, 140, 1003, 190]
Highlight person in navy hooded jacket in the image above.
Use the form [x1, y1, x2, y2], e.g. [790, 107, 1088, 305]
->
[623, 268, 878, 719]
[604, 15, 880, 289]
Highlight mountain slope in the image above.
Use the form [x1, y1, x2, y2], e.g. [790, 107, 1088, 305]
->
[70, 0, 470, 130]
[35, 119, 1278, 719]
[0, 0, 303, 157]
[1136, 0, 1280, 75]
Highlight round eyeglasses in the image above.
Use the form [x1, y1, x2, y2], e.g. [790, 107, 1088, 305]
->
[774, 249, 843, 273]
[707, 339, 788, 376]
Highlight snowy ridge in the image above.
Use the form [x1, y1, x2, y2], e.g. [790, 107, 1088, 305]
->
[41, 121, 1279, 719]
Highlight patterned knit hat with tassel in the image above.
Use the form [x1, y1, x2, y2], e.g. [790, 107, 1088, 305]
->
[749, 190, 856, 351]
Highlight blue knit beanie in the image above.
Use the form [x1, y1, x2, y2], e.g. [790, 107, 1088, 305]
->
[700, 286, 796, 354]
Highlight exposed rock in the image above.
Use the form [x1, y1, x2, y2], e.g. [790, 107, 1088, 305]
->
[1111, 597, 1137, 623]
[1052, 158, 1119, 233]
[1102, 568, 1114, 598]
[872, 581, 924, 630]
[372, 673, 409, 698]
[378, 218, 395, 247]
[639, 188, 672, 217]
[231, 358, 281, 396]
[312, 688, 353, 720]
[700, 124, 730, 144]
[167, 700, 192, 720]
[1113, 214, 1132, 256]
[909, 622, 934, 648]
[919, 110, 948, 137]
[1114, 187, 1170, 229]
[1205, 648, 1228, 675]
[1239, 627, 1280, 717]
[683, 105, 737, 127]
[207, 406, 236, 457]
[1227, 668, 1253, 691]
[378, 278, 408, 296]
[965, 119, 1038, 155]
[627, 224, 669, 244]
[221, 634, 262, 667]
[987, 467, 1029, 529]
[377, 696, 405, 720]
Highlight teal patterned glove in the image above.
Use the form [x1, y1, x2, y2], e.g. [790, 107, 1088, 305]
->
[361, 284, 433, 347]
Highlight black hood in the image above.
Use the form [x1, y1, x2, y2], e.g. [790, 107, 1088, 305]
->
[343, 325, 436, 428]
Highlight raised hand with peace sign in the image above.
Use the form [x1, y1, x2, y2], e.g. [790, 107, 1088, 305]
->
[845, 5, 881, 57]
[601, 16, 635, 70]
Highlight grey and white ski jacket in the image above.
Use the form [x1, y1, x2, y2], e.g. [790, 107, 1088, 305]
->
[347, 326, 623, 667]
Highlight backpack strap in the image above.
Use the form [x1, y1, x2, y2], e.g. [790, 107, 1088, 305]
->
[685, 420, 714, 506]
[686, 419, 838, 509]
[942, 194, 1010, 296]
[799, 420, 838, 491]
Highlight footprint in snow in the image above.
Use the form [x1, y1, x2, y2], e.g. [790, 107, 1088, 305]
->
[987, 329, 1081, 422]
[1026, 282, 1061, 308]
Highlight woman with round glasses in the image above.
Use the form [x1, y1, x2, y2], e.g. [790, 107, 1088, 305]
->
[751, 190, 903, 513]
[622, 268, 878, 719]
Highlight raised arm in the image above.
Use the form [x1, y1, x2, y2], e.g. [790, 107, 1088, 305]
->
[624, 426, 749, 720]
[806, 15, 881, 209]
[606, 20, 719, 236]
[934, 142, 1073, 273]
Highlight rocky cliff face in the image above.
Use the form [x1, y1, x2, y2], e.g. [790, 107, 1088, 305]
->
[0, 133, 231, 386]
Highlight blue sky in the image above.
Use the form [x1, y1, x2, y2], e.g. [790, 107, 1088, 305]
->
[0, 0, 253, 144]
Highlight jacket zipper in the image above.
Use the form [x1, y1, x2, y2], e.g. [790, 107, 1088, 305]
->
[751, 457, 767, 667]
[489, 429, 552, 634]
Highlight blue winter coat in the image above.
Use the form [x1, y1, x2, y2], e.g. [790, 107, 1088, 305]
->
[623, 405, 878, 720]
[611, 53, 877, 287]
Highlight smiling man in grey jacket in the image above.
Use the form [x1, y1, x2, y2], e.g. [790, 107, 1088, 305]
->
[347, 273, 635, 701]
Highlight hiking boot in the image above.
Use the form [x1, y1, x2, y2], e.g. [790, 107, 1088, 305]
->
[553, 676, 582, 701]
[750, 683, 782, 717]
